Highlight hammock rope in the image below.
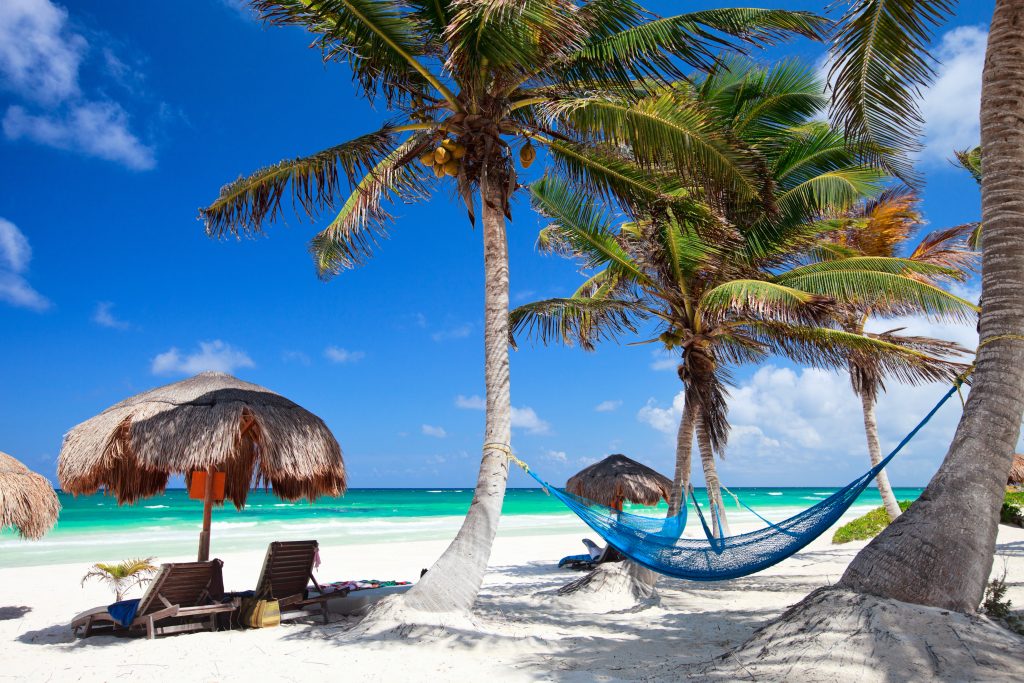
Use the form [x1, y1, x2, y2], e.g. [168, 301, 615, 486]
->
[505, 379, 966, 582]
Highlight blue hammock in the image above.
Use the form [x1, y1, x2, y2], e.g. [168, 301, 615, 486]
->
[520, 383, 961, 582]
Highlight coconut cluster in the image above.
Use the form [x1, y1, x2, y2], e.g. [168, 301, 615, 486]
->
[420, 138, 467, 177]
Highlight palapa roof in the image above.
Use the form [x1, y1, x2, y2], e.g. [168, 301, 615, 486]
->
[57, 372, 346, 508]
[0, 451, 61, 540]
[1009, 454, 1024, 487]
[566, 453, 672, 507]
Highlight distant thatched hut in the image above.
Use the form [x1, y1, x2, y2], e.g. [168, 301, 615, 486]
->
[57, 371, 346, 559]
[1009, 454, 1024, 489]
[566, 454, 671, 510]
[0, 451, 60, 540]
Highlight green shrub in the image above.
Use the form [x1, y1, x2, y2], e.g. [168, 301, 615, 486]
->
[1001, 491, 1024, 528]
[832, 501, 913, 544]
[982, 566, 1024, 636]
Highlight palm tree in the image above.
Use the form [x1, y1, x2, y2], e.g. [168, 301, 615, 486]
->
[81, 558, 157, 602]
[199, 0, 827, 616]
[821, 189, 977, 521]
[826, 0, 1024, 614]
[513, 61, 976, 534]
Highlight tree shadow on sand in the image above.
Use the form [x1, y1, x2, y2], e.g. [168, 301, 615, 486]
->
[0, 606, 31, 621]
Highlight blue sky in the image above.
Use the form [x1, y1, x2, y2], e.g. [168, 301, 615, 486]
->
[0, 0, 1003, 490]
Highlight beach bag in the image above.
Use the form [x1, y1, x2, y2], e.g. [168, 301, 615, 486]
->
[240, 598, 281, 628]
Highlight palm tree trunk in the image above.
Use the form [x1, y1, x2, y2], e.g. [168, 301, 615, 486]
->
[400, 170, 513, 614]
[840, 0, 1024, 612]
[694, 407, 730, 537]
[667, 396, 696, 517]
[859, 391, 903, 521]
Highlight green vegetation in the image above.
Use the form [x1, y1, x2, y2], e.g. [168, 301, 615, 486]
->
[832, 501, 913, 544]
[982, 567, 1024, 636]
[1001, 491, 1024, 528]
[80, 557, 157, 601]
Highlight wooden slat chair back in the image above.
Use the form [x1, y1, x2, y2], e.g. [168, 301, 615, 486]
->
[137, 560, 225, 618]
[253, 540, 331, 623]
[255, 540, 321, 603]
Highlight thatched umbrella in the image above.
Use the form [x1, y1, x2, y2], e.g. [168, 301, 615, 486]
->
[1009, 454, 1024, 488]
[566, 454, 671, 510]
[58, 371, 346, 561]
[0, 451, 61, 540]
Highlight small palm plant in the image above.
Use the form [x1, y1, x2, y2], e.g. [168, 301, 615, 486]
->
[81, 558, 157, 602]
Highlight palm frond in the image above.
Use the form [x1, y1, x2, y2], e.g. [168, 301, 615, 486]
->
[699, 57, 826, 142]
[541, 139, 689, 216]
[310, 136, 432, 277]
[509, 296, 643, 351]
[953, 146, 982, 185]
[699, 280, 832, 325]
[201, 127, 405, 237]
[741, 322, 963, 386]
[777, 268, 978, 322]
[829, 0, 956, 184]
[908, 223, 980, 277]
[529, 176, 649, 284]
[540, 89, 759, 200]
[252, 0, 449, 104]
[559, 8, 828, 93]
[445, 0, 585, 79]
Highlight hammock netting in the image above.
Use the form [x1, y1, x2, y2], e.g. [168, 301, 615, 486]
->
[524, 383, 960, 582]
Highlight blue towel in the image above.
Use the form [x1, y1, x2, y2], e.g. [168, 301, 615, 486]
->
[558, 553, 591, 568]
[107, 599, 141, 627]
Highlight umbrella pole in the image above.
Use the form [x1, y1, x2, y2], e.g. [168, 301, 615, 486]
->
[198, 467, 215, 562]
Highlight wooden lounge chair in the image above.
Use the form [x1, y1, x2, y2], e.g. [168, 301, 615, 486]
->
[72, 560, 234, 639]
[252, 540, 339, 624]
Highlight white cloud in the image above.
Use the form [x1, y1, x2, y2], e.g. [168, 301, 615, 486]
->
[637, 393, 686, 434]
[454, 394, 551, 435]
[282, 350, 311, 365]
[152, 340, 254, 375]
[650, 349, 678, 371]
[421, 424, 447, 438]
[511, 406, 551, 435]
[0, 217, 49, 311]
[4, 102, 155, 170]
[455, 394, 485, 410]
[324, 346, 365, 364]
[595, 400, 622, 413]
[220, 0, 256, 19]
[92, 301, 130, 329]
[0, 0, 85, 105]
[431, 323, 472, 342]
[919, 26, 987, 164]
[0, 0, 155, 170]
[638, 362, 998, 485]
[546, 449, 568, 463]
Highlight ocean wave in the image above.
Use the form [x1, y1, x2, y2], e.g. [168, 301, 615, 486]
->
[426, 490, 444, 493]
[144, 505, 169, 509]
[767, 492, 783, 496]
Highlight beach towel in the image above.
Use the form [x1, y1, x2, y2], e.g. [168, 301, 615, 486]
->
[107, 599, 141, 627]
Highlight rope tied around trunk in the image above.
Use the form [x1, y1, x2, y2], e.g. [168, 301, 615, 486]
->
[484, 442, 530, 473]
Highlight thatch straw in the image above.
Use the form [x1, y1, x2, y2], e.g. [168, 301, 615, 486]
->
[0, 451, 61, 540]
[1009, 454, 1024, 487]
[566, 454, 671, 507]
[57, 372, 346, 508]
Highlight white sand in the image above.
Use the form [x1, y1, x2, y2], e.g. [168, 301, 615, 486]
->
[1, 519, 1022, 681]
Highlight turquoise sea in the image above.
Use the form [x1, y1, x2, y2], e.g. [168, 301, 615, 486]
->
[0, 487, 923, 568]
